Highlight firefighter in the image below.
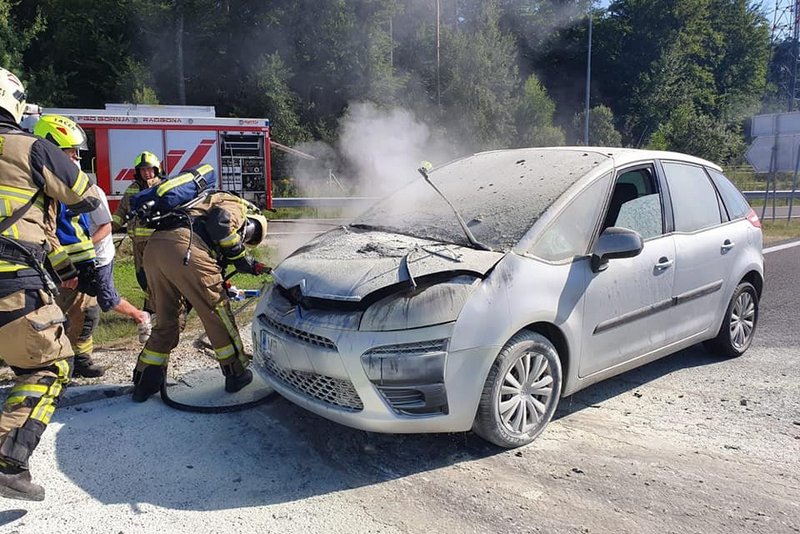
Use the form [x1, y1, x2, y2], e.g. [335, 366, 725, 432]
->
[33, 115, 104, 377]
[0, 68, 100, 501]
[132, 186, 268, 402]
[112, 151, 162, 314]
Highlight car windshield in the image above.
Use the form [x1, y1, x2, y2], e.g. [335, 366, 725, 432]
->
[352, 148, 609, 250]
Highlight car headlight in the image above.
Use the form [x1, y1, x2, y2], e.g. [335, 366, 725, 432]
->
[359, 275, 479, 331]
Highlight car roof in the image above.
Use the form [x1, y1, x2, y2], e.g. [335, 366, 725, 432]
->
[461, 146, 722, 173]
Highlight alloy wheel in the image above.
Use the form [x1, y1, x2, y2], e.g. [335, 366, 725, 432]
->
[729, 290, 755, 350]
[498, 351, 555, 435]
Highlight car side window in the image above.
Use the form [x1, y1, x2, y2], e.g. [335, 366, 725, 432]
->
[530, 173, 612, 262]
[602, 166, 665, 240]
[707, 168, 751, 220]
[662, 162, 722, 232]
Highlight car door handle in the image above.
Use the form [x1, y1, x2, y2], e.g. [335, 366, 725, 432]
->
[655, 257, 673, 270]
[721, 239, 735, 251]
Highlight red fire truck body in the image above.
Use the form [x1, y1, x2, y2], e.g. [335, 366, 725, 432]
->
[41, 104, 272, 211]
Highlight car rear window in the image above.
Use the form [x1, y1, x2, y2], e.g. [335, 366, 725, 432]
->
[707, 169, 751, 220]
[662, 162, 722, 232]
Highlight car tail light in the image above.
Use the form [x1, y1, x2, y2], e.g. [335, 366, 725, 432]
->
[746, 208, 761, 228]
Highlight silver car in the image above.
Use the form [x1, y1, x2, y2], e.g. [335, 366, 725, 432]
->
[252, 147, 764, 448]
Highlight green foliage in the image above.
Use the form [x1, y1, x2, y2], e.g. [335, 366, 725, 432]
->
[647, 103, 744, 163]
[115, 59, 160, 105]
[0, 0, 45, 75]
[572, 105, 622, 146]
[236, 53, 307, 147]
[518, 74, 565, 146]
[437, 1, 521, 149]
[591, 0, 769, 147]
[2, 0, 775, 170]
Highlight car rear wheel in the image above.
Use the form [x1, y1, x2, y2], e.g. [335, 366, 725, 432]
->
[473, 331, 562, 448]
[704, 281, 759, 358]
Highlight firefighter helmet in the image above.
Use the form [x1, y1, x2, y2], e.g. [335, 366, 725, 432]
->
[33, 115, 88, 150]
[0, 68, 27, 124]
[134, 151, 162, 177]
[243, 213, 267, 245]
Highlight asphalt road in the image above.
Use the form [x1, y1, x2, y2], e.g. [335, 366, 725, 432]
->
[1, 243, 798, 534]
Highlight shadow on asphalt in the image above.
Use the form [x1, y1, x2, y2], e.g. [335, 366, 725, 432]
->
[556, 343, 722, 419]
[50, 342, 722, 511]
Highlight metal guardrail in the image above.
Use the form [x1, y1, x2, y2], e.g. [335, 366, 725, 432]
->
[271, 197, 380, 209]
[274, 193, 793, 207]
[743, 190, 797, 200]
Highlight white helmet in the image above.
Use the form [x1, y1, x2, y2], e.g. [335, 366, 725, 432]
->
[0, 68, 27, 124]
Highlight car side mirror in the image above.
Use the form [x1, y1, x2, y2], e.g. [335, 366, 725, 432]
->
[591, 227, 644, 273]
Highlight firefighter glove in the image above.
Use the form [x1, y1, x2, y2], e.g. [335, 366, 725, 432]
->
[233, 257, 269, 275]
[77, 263, 99, 297]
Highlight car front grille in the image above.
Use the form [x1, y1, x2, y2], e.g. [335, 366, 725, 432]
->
[363, 339, 449, 356]
[377, 387, 426, 409]
[260, 351, 363, 412]
[259, 314, 337, 350]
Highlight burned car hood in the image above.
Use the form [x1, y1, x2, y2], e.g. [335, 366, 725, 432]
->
[273, 228, 505, 302]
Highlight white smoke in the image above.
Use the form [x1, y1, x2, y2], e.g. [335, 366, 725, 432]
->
[337, 102, 435, 197]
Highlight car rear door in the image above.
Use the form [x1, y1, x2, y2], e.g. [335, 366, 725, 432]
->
[579, 163, 677, 377]
[659, 161, 733, 341]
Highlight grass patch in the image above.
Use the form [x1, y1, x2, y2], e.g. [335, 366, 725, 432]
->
[761, 219, 800, 246]
[266, 206, 344, 219]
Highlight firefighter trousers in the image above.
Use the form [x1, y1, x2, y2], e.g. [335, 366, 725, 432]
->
[56, 286, 99, 364]
[0, 287, 72, 469]
[135, 229, 248, 385]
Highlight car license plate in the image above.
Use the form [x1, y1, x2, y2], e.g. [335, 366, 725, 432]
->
[260, 330, 278, 356]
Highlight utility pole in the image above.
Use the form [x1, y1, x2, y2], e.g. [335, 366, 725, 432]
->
[584, 12, 593, 145]
[771, 0, 800, 111]
[176, 0, 186, 105]
[436, 0, 441, 108]
[791, 1, 800, 111]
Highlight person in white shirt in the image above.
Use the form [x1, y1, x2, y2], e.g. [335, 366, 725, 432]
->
[87, 185, 152, 343]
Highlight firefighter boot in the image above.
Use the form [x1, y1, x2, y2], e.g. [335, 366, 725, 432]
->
[73, 354, 105, 378]
[225, 368, 253, 393]
[0, 462, 45, 502]
[132, 365, 166, 403]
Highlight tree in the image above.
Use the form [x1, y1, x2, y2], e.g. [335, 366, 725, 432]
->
[437, 1, 521, 149]
[0, 0, 45, 76]
[591, 0, 769, 146]
[518, 74, 565, 146]
[572, 105, 622, 146]
[648, 103, 744, 163]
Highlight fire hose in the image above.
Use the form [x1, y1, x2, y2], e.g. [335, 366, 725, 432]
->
[159, 270, 277, 414]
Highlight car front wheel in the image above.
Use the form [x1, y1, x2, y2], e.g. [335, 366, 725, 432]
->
[473, 331, 562, 448]
[704, 281, 759, 358]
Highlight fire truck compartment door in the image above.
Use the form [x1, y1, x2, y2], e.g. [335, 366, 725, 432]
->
[164, 131, 219, 180]
[108, 129, 164, 196]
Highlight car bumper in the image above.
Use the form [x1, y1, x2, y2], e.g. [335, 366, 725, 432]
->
[251, 310, 492, 434]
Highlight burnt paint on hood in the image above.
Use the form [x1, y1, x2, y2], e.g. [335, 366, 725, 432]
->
[273, 228, 504, 302]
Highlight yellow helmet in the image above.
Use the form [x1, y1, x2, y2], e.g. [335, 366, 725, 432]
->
[243, 213, 267, 245]
[33, 114, 88, 150]
[0, 68, 27, 124]
[134, 151, 162, 178]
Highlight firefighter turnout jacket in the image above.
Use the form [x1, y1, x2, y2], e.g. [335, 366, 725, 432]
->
[0, 119, 99, 469]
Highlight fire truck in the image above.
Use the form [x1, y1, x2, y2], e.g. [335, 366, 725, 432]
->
[26, 103, 272, 211]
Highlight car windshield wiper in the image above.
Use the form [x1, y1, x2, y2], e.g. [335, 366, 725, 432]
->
[417, 165, 491, 251]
